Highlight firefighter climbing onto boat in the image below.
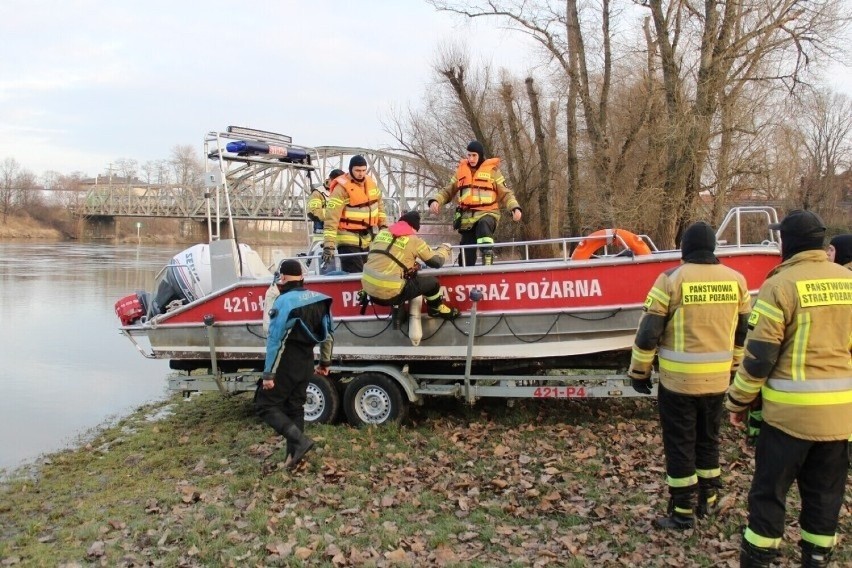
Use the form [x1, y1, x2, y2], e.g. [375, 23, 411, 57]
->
[428, 140, 522, 267]
[361, 210, 460, 320]
[257, 260, 334, 470]
[725, 210, 852, 568]
[322, 155, 386, 273]
[307, 168, 344, 235]
[628, 221, 752, 530]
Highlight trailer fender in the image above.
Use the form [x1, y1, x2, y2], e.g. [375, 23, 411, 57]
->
[331, 363, 420, 403]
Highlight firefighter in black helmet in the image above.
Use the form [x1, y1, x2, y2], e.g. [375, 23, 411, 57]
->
[629, 221, 752, 530]
[727, 210, 852, 568]
[427, 140, 522, 267]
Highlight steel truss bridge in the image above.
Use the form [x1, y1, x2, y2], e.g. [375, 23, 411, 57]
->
[76, 132, 449, 224]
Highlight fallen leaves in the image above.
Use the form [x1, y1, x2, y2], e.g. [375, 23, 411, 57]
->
[1, 397, 850, 567]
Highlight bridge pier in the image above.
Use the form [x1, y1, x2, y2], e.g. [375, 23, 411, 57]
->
[179, 219, 229, 242]
[81, 216, 117, 240]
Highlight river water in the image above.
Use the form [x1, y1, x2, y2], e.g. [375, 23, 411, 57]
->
[0, 241, 290, 475]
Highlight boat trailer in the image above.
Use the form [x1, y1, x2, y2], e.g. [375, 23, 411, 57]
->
[165, 290, 656, 427]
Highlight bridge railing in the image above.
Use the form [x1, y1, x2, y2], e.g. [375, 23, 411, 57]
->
[77, 134, 453, 222]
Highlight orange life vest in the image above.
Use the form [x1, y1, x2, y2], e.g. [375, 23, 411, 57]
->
[336, 175, 382, 231]
[455, 158, 501, 211]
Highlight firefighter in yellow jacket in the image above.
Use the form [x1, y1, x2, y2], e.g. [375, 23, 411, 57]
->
[427, 140, 522, 267]
[307, 168, 344, 235]
[322, 155, 386, 273]
[726, 210, 851, 568]
[361, 211, 459, 320]
[629, 221, 751, 530]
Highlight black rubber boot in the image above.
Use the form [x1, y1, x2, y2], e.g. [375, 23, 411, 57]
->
[284, 425, 314, 470]
[392, 304, 405, 330]
[740, 539, 780, 567]
[800, 541, 833, 568]
[697, 477, 721, 519]
[654, 494, 695, 530]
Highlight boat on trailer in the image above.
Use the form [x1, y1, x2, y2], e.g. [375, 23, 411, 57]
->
[115, 127, 783, 426]
[118, 217, 780, 425]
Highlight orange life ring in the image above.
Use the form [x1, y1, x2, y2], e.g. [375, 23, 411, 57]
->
[571, 229, 651, 260]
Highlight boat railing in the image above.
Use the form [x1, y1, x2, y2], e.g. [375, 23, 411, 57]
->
[716, 206, 780, 248]
[300, 231, 660, 275]
[292, 205, 780, 275]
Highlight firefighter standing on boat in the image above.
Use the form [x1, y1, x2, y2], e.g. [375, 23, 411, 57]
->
[322, 155, 386, 273]
[361, 210, 460, 320]
[428, 140, 522, 267]
[257, 260, 334, 470]
[629, 222, 751, 530]
[725, 210, 851, 568]
[307, 168, 344, 235]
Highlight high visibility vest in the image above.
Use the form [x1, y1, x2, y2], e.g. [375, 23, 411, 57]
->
[455, 158, 501, 211]
[337, 176, 382, 231]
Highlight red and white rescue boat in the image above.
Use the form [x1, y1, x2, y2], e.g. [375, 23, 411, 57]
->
[117, 207, 781, 377]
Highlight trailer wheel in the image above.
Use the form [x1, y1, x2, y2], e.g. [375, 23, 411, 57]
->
[343, 373, 408, 427]
[304, 374, 340, 424]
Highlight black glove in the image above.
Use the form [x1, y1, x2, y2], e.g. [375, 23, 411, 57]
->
[628, 369, 653, 395]
[321, 246, 335, 264]
[631, 378, 653, 395]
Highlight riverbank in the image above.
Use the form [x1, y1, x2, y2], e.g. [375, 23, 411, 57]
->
[0, 212, 307, 246]
[2, 394, 849, 566]
[0, 215, 63, 240]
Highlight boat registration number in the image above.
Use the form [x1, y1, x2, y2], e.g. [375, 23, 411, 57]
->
[222, 296, 263, 313]
[532, 386, 586, 398]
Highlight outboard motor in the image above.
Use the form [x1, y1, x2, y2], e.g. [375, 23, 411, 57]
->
[114, 290, 150, 325]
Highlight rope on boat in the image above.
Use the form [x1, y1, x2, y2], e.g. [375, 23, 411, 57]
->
[501, 313, 562, 343]
[246, 324, 267, 340]
[335, 317, 394, 339]
[239, 306, 626, 345]
[449, 312, 505, 338]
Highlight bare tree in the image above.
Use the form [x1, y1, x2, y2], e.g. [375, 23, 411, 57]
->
[641, 0, 849, 246]
[114, 158, 139, 183]
[170, 145, 204, 194]
[0, 157, 21, 223]
[14, 169, 40, 211]
[140, 160, 158, 185]
[795, 90, 852, 212]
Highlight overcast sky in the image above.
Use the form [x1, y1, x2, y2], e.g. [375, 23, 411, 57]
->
[1, 0, 850, 178]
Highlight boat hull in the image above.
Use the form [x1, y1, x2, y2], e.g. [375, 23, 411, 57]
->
[123, 247, 780, 371]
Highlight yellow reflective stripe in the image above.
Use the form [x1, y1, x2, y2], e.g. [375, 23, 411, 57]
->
[733, 346, 744, 358]
[361, 274, 401, 290]
[800, 530, 837, 548]
[696, 469, 720, 479]
[632, 347, 655, 363]
[659, 358, 732, 374]
[327, 197, 345, 207]
[753, 300, 783, 323]
[673, 506, 693, 515]
[744, 527, 781, 549]
[791, 313, 810, 381]
[666, 474, 697, 488]
[762, 386, 852, 406]
[647, 287, 669, 307]
[733, 373, 762, 394]
[673, 308, 684, 352]
[659, 348, 733, 362]
[477, 236, 494, 245]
